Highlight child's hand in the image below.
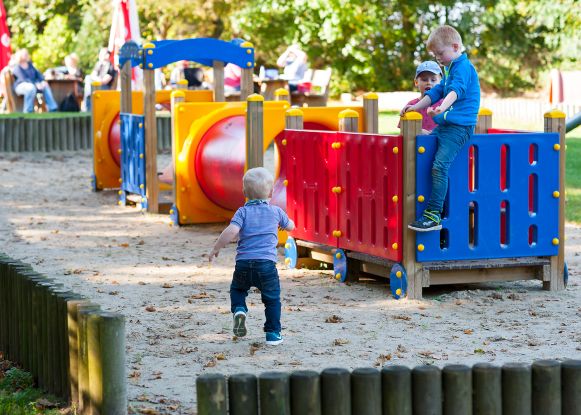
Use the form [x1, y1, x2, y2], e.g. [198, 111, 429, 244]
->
[419, 129, 431, 135]
[427, 106, 443, 117]
[208, 247, 219, 262]
[400, 105, 415, 117]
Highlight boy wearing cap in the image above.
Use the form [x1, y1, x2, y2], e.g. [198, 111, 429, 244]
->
[399, 61, 443, 134]
[401, 25, 480, 232]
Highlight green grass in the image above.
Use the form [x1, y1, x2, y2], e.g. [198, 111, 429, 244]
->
[0, 112, 89, 119]
[379, 111, 581, 223]
[0, 366, 64, 415]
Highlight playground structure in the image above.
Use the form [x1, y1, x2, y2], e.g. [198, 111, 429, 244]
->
[283, 109, 567, 299]
[92, 38, 370, 224]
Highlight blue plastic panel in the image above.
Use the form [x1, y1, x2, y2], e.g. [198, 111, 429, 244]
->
[415, 132, 560, 261]
[143, 38, 254, 69]
[120, 113, 146, 197]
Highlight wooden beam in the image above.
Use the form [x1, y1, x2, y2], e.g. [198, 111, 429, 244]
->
[427, 265, 542, 286]
[213, 60, 225, 102]
[401, 112, 423, 299]
[120, 61, 132, 114]
[285, 108, 304, 130]
[338, 109, 359, 132]
[544, 109, 566, 291]
[476, 108, 492, 134]
[246, 94, 264, 170]
[170, 90, 185, 211]
[363, 92, 379, 134]
[143, 67, 158, 213]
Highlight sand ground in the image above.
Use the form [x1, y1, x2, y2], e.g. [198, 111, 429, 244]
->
[0, 151, 579, 414]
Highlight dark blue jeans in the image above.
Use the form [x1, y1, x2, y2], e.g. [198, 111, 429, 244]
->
[230, 259, 281, 333]
[426, 124, 474, 213]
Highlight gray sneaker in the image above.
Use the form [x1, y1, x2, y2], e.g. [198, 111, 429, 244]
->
[233, 308, 247, 337]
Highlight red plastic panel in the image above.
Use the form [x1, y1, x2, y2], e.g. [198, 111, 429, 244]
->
[336, 133, 403, 261]
[109, 113, 121, 166]
[286, 130, 339, 247]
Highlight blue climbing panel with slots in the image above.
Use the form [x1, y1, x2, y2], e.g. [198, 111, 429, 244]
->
[120, 113, 146, 198]
[415, 132, 560, 262]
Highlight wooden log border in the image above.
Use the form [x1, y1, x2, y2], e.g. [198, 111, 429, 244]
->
[0, 115, 172, 153]
[198, 360, 581, 415]
[0, 253, 127, 414]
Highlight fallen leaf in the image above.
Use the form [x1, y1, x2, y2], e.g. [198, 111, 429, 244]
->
[393, 315, 412, 321]
[129, 370, 141, 379]
[333, 338, 350, 346]
[109, 291, 119, 296]
[204, 359, 217, 368]
[145, 306, 156, 312]
[162, 283, 174, 289]
[215, 353, 226, 360]
[325, 315, 343, 323]
[138, 281, 146, 285]
[474, 348, 486, 355]
[464, 329, 473, 335]
[119, 243, 129, 248]
[250, 342, 262, 356]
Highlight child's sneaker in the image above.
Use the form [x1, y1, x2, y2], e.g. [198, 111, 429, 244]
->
[233, 308, 247, 337]
[265, 332, 283, 345]
[408, 210, 442, 232]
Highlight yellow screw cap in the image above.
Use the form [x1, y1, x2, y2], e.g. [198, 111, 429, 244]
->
[553, 191, 560, 198]
[363, 92, 378, 100]
[283, 179, 288, 186]
[332, 186, 342, 194]
[118, 178, 122, 183]
[285, 243, 291, 249]
[285, 257, 291, 264]
[417, 244, 425, 252]
[393, 146, 399, 154]
[331, 142, 342, 149]
[552, 238, 559, 246]
[392, 195, 398, 203]
[338, 109, 359, 119]
[553, 143, 560, 151]
[139, 123, 143, 128]
[181, 187, 186, 192]
[396, 271, 402, 278]
[147, 49, 153, 55]
[118, 149, 122, 154]
[335, 252, 341, 259]
[392, 243, 398, 250]
[282, 139, 287, 146]
[333, 230, 342, 238]
[140, 184, 144, 189]
[247, 93, 264, 102]
[182, 216, 187, 221]
[418, 146, 426, 154]
[335, 273, 342, 280]
[418, 195, 425, 202]
[118, 201, 123, 206]
[148, 63, 153, 68]
[169, 209, 174, 215]
[396, 288, 402, 296]
[118, 190, 122, 195]
[139, 153, 144, 159]
[246, 62, 252, 67]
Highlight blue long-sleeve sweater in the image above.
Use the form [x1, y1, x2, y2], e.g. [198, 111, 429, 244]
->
[425, 53, 480, 126]
[12, 63, 44, 89]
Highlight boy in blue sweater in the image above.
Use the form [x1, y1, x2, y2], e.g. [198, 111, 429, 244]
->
[401, 25, 480, 231]
[209, 167, 295, 345]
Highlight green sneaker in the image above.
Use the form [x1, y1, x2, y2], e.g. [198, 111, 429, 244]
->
[408, 210, 442, 232]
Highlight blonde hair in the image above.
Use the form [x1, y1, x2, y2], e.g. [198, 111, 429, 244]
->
[427, 25, 463, 51]
[243, 167, 273, 200]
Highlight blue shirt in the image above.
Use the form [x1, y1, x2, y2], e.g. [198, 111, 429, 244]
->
[230, 200, 290, 263]
[425, 53, 480, 126]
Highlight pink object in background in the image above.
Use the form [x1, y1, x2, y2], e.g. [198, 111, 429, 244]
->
[0, 0, 12, 71]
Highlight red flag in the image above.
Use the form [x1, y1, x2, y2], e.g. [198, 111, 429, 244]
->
[0, 0, 12, 70]
[108, 0, 142, 86]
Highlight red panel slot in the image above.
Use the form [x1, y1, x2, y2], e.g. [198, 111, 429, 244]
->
[285, 130, 339, 247]
[336, 133, 403, 261]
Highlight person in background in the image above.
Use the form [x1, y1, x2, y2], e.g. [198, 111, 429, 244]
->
[276, 44, 308, 92]
[12, 49, 58, 113]
[169, 60, 188, 88]
[83, 48, 116, 111]
[60, 53, 83, 79]
[224, 62, 242, 93]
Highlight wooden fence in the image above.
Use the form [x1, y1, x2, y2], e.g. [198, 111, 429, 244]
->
[0, 254, 127, 415]
[481, 98, 581, 125]
[198, 361, 581, 415]
[0, 114, 172, 152]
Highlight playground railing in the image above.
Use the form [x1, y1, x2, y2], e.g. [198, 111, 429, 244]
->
[197, 360, 581, 415]
[0, 254, 127, 414]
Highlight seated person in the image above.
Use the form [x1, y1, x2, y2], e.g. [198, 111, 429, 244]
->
[169, 60, 188, 88]
[398, 61, 443, 135]
[276, 44, 308, 92]
[12, 49, 58, 113]
[83, 48, 117, 111]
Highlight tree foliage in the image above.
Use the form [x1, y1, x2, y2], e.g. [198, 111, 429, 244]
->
[3, 0, 579, 95]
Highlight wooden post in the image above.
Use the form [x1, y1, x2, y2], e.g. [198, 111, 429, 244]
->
[381, 365, 412, 415]
[176, 79, 188, 90]
[338, 109, 359, 132]
[143, 43, 158, 213]
[228, 373, 258, 415]
[351, 368, 381, 415]
[120, 60, 132, 114]
[67, 299, 92, 407]
[240, 42, 255, 101]
[502, 363, 531, 415]
[171, 90, 185, 210]
[473, 363, 501, 414]
[213, 60, 225, 102]
[544, 109, 566, 291]
[532, 360, 561, 414]
[475, 108, 492, 134]
[442, 365, 472, 415]
[562, 360, 581, 414]
[363, 92, 379, 134]
[87, 311, 127, 415]
[285, 108, 304, 130]
[412, 365, 442, 415]
[290, 370, 321, 415]
[77, 303, 101, 413]
[321, 368, 350, 415]
[197, 374, 228, 415]
[259, 372, 291, 415]
[246, 94, 264, 170]
[275, 88, 291, 103]
[401, 112, 423, 299]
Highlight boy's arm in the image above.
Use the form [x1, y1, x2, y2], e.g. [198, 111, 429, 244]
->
[284, 219, 296, 231]
[209, 224, 240, 262]
[400, 95, 432, 116]
[430, 91, 458, 115]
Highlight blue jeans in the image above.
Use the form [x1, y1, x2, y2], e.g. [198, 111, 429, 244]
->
[426, 124, 474, 213]
[230, 259, 281, 333]
[14, 82, 58, 113]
